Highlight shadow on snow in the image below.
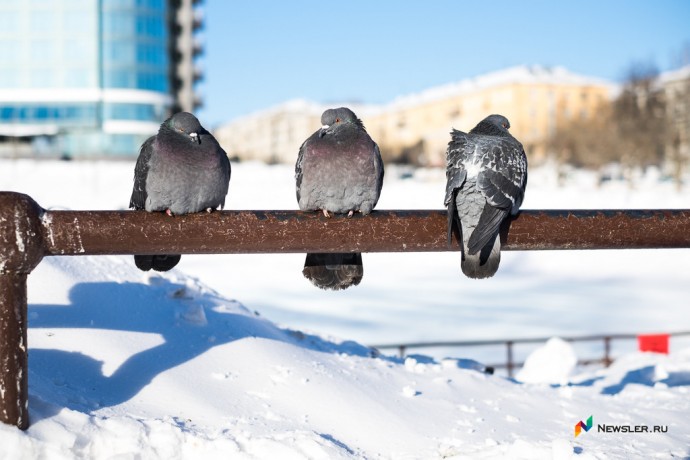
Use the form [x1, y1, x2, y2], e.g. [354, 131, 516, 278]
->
[27, 277, 378, 418]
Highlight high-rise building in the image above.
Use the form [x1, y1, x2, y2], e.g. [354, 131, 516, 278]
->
[0, 0, 203, 159]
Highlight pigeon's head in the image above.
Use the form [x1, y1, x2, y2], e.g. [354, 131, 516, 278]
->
[486, 114, 510, 130]
[319, 107, 363, 138]
[470, 114, 512, 136]
[166, 112, 204, 144]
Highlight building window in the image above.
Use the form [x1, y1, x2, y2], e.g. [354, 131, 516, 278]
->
[104, 103, 159, 121]
[0, 104, 98, 124]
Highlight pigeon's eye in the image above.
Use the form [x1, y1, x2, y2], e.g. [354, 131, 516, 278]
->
[335, 118, 341, 123]
[502, 123, 507, 128]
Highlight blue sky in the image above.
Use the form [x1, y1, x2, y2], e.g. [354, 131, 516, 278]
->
[198, 0, 690, 127]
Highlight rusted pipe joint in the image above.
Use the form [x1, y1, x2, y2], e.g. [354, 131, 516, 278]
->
[0, 192, 46, 274]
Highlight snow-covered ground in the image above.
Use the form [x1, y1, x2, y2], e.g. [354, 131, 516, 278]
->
[1, 159, 690, 458]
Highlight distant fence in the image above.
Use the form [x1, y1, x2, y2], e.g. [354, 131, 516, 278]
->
[372, 331, 690, 378]
[1, 191, 690, 429]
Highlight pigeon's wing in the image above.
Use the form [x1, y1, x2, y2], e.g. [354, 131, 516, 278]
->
[373, 142, 384, 201]
[476, 138, 528, 214]
[511, 144, 527, 215]
[444, 130, 470, 244]
[129, 135, 155, 210]
[469, 137, 528, 253]
[218, 145, 231, 210]
[444, 129, 471, 205]
[295, 138, 308, 203]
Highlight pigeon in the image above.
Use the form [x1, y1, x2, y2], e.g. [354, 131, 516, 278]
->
[130, 111, 231, 272]
[445, 114, 527, 279]
[295, 107, 384, 290]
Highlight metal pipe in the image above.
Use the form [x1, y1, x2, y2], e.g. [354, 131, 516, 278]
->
[506, 341, 514, 379]
[371, 331, 690, 350]
[2, 191, 690, 430]
[0, 193, 45, 430]
[41, 208, 690, 256]
[0, 273, 29, 429]
[604, 337, 612, 367]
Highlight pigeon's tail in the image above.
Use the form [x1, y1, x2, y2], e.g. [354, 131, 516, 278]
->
[134, 254, 182, 272]
[302, 253, 363, 291]
[461, 236, 500, 279]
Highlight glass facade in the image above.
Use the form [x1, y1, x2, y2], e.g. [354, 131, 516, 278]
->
[0, 0, 173, 158]
[0, 104, 99, 125]
[102, 0, 169, 93]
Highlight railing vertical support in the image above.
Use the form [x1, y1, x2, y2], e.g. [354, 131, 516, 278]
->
[506, 341, 514, 378]
[0, 193, 45, 430]
[0, 273, 29, 429]
[603, 336, 612, 367]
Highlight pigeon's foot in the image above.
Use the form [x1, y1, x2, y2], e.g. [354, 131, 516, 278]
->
[165, 209, 174, 217]
[205, 207, 213, 213]
[347, 210, 354, 218]
[322, 209, 332, 218]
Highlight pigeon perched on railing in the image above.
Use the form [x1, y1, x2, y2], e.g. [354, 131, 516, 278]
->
[130, 112, 231, 272]
[445, 114, 527, 278]
[295, 107, 384, 290]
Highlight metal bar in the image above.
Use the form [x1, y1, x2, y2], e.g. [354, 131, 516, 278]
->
[604, 337, 612, 367]
[0, 273, 29, 429]
[0, 193, 44, 430]
[3, 191, 690, 430]
[371, 331, 690, 351]
[40, 207, 690, 256]
[374, 331, 690, 375]
[485, 357, 608, 371]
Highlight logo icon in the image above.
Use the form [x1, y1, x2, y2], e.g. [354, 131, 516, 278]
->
[575, 416, 593, 437]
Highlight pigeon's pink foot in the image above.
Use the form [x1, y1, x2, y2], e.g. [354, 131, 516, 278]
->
[206, 207, 213, 213]
[322, 209, 332, 218]
[347, 210, 354, 218]
[165, 209, 174, 217]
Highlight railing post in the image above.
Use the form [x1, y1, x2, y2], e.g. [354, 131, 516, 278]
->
[506, 341, 514, 378]
[0, 192, 45, 430]
[603, 336, 612, 367]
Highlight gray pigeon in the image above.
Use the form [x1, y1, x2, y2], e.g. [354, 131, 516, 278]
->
[295, 107, 384, 290]
[445, 114, 527, 278]
[130, 111, 231, 272]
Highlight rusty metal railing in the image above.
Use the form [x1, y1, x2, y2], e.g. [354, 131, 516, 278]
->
[1, 191, 690, 429]
[372, 331, 690, 378]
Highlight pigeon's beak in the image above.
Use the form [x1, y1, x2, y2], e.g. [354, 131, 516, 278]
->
[318, 125, 329, 138]
[189, 132, 200, 144]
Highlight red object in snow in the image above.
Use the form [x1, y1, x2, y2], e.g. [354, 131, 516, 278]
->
[638, 334, 670, 354]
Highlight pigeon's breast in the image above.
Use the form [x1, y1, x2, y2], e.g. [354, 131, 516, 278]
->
[145, 139, 229, 214]
[298, 139, 380, 214]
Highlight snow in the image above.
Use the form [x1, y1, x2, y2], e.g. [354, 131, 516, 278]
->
[516, 338, 578, 385]
[658, 64, 690, 84]
[1, 158, 690, 458]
